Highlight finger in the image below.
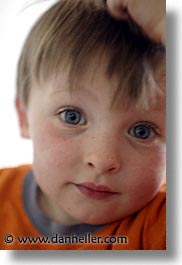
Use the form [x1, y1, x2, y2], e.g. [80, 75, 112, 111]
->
[106, 0, 130, 20]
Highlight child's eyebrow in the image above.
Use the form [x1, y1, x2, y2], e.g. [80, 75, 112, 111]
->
[135, 100, 166, 113]
[48, 88, 70, 95]
[47, 83, 99, 102]
[109, 103, 166, 115]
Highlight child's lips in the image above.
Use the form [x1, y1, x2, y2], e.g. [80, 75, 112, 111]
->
[77, 182, 113, 192]
[74, 182, 120, 200]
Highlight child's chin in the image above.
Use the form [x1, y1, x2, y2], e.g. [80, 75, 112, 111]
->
[75, 214, 119, 226]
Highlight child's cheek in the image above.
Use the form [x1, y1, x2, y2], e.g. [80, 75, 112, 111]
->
[130, 146, 165, 188]
[32, 120, 81, 169]
[152, 146, 166, 177]
[145, 148, 166, 187]
[143, 148, 166, 196]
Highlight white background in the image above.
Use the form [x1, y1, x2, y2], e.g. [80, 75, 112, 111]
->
[0, 0, 181, 264]
[0, 0, 58, 168]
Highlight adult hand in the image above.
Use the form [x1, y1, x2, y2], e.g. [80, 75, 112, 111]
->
[105, 0, 166, 46]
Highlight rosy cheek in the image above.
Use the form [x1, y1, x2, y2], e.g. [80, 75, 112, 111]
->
[130, 146, 165, 187]
[153, 147, 166, 175]
[147, 154, 166, 194]
[34, 121, 81, 166]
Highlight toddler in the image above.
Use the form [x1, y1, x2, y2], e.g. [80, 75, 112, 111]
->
[0, 0, 166, 250]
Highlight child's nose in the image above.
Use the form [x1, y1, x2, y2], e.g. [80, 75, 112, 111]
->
[84, 136, 121, 175]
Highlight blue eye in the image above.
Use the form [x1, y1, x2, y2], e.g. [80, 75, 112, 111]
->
[59, 109, 86, 125]
[128, 124, 156, 140]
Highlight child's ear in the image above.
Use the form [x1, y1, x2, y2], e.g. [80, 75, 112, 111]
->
[15, 97, 30, 139]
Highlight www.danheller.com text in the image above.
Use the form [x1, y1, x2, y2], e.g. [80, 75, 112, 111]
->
[4, 233, 128, 245]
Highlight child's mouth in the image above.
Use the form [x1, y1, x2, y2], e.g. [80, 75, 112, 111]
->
[74, 182, 119, 200]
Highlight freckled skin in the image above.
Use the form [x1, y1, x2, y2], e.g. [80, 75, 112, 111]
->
[19, 55, 166, 226]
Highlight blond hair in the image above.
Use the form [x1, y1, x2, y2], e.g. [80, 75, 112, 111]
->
[17, 0, 165, 107]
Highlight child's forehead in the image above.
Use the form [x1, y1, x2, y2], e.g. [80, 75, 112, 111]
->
[36, 41, 165, 112]
[39, 64, 166, 115]
[17, 0, 166, 109]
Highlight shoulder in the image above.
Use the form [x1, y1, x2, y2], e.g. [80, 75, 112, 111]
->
[112, 184, 166, 250]
[144, 182, 166, 225]
[0, 165, 32, 191]
[145, 182, 166, 219]
[0, 164, 32, 214]
[0, 164, 31, 176]
[135, 183, 166, 249]
[141, 183, 166, 249]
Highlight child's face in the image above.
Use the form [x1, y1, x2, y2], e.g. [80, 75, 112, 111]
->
[18, 55, 166, 225]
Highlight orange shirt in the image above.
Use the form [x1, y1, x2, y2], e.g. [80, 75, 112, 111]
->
[0, 165, 166, 250]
